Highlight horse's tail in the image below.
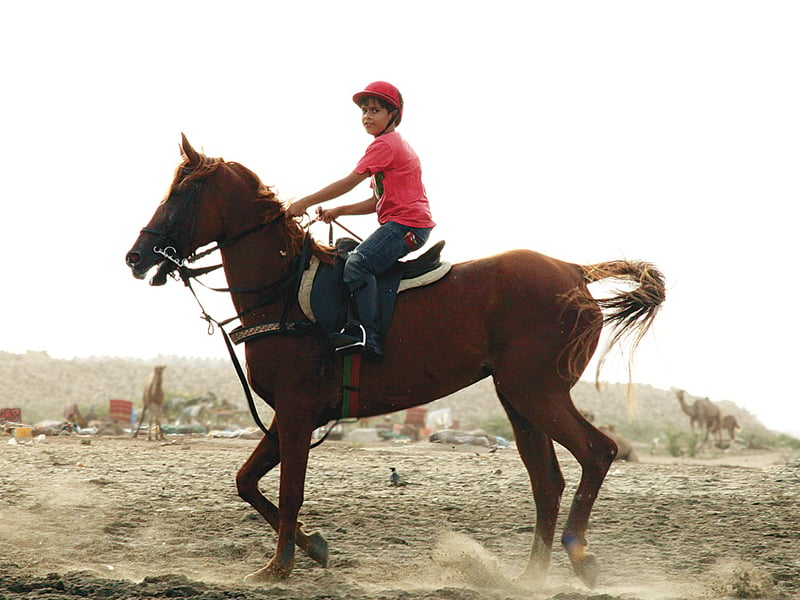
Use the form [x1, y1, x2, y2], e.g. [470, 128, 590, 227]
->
[581, 260, 666, 356]
[563, 260, 666, 391]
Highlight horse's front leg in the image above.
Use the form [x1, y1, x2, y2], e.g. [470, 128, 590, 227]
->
[236, 418, 328, 577]
[243, 415, 315, 582]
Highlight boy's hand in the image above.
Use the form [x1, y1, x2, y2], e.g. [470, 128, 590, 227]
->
[318, 207, 341, 223]
[287, 200, 308, 218]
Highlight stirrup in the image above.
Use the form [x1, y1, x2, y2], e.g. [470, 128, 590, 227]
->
[330, 323, 367, 355]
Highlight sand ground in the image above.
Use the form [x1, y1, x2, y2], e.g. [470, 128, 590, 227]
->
[1, 435, 797, 599]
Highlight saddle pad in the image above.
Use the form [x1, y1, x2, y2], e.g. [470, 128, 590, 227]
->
[298, 256, 452, 328]
[300, 256, 399, 336]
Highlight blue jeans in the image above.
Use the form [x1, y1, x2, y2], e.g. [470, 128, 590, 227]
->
[343, 221, 432, 291]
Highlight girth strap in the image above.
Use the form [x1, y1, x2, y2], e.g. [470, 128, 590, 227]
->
[229, 321, 313, 344]
[341, 354, 361, 419]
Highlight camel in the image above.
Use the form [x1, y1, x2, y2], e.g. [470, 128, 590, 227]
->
[676, 389, 702, 433]
[63, 403, 88, 429]
[696, 397, 722, 445]
[676, 390, 721, 444]
[578, 410, 638, 462]
[133, 366, 166, 441]
[719, 414, 741, 442]
[597, 425, 639, 462]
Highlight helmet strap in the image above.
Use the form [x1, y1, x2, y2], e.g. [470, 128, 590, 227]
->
[377, 109, 400, 137]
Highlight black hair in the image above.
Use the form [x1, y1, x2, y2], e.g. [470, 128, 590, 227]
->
[356, 95, 397, 113]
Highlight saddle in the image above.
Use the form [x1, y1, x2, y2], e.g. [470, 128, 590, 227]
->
[298, 239, 451, 339]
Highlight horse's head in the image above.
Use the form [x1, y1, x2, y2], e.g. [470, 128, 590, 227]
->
[127, 135, 327, 287]
[126, 134, 233, 285]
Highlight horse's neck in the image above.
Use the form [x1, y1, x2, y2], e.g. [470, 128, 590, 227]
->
[219, 218, 294, 325]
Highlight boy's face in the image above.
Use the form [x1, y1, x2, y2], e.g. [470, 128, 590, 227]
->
[360, 97, 395, 137]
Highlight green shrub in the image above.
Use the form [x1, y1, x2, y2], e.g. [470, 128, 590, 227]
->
[664, 429, 685, 457]
[774, 433, 800, 450]
[685, 433, 701, 457]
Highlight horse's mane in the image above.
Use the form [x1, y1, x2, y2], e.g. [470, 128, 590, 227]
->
[177, 153, 333, 263]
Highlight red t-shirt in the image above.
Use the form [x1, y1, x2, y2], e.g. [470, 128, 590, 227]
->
[354, 132, 435, 228]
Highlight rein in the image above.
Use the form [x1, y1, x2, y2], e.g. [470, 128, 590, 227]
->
[307, 208, 364, 246]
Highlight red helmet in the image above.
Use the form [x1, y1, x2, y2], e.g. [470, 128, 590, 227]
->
[353, 81, 403, 125]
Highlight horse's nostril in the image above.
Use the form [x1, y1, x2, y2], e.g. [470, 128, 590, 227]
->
[126, 251, 140, 266]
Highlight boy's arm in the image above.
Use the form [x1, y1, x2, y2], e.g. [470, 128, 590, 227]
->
[319, 197, 377, 223]
[288, 171, 369, 217]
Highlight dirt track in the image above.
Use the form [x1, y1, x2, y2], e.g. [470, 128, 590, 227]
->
[1, 436, 797, 600]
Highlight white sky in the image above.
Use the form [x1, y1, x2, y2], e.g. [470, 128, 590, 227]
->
[2, 2, 798, 436]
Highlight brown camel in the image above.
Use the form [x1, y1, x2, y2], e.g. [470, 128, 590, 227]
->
[579, 411, 638, 462]
[63, 403, 88, 429]
[719, 414, 741, 442]
[597, 425, 639, 462]
[676, 390, 721, 444]
[696, 397, 722, 444]
[676, 389, 702, 433]
[133, 366, 166, 441]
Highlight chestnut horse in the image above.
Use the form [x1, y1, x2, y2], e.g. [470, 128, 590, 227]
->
[125, 135, 665, 588]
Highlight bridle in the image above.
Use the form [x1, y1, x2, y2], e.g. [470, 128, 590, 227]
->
[138, 165, 340, 445]
[140, 167, 203, 269]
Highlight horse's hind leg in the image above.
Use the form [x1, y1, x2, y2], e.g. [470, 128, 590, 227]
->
[235, 419, 328, 573]
[496, 379, 616, 588]
[546, 396, 615, 588]
[498, 395, 564, 584]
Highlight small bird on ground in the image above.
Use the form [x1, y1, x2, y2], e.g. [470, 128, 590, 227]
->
[389, 467, 407, 487]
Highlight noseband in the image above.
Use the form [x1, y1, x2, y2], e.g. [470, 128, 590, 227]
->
[142, 167, 277, 274]
[140, 167, 203, 266]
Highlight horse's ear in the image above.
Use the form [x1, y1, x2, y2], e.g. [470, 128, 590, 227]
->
[180, 132, 200, 167]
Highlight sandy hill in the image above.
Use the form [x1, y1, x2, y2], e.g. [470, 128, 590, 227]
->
[0, 351, 779, 447]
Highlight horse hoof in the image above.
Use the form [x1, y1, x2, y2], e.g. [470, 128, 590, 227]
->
[572, 553, 599, 589]
[306, 531, 329, 567]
